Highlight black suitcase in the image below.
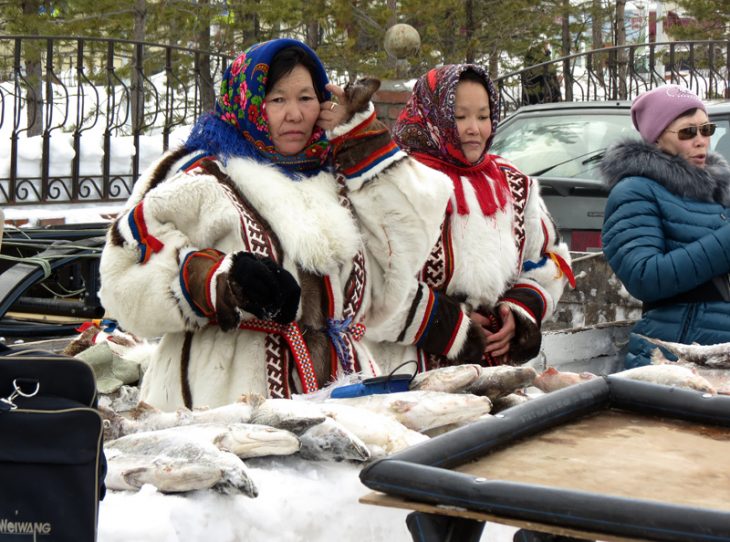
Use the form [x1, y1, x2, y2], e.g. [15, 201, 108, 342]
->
[0, 343, 106, 542]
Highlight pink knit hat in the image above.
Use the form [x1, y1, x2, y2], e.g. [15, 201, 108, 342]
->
[631, 85, 706, 143]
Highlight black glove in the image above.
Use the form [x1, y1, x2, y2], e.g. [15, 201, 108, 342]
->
[509, 314, 542, 363]
[216, 252, 300, 330]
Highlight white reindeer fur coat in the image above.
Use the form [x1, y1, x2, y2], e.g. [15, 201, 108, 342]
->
[368, 156, 573, 373]
[99, 110, 454, 410]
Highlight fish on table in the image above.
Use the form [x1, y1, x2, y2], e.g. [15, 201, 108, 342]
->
[250, 397, 327, 434]
[491, 392, 531, 413]
[317, 402, 429, 458]
[105, 430, 259, 497]
[298, 418, 371, 462]
[532, 367, 598, 393]
[465, 365, 538, 400]
[410, 364, 482, 393]
[326, 390, 493, 433]
[100, 397, 259, 441]
[614, 364, 716, 394]
[639, 334, 730, 368]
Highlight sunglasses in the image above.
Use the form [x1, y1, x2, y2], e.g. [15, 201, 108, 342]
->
[666, 122, 716, 140]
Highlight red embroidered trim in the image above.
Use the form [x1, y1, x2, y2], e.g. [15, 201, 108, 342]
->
[131, 201, 164, 263]
[508, 283, 548, 319]
[204, 258, 224, 314]
[540, 220, 550, 254]
[184, 156, 213, 173]
[441, 310, 464, 356]
[501, 166, 529, 266]
[502, 289, 543, 321]
[329, 111, 377, 147]
[323, 275, 336, 318]
[413, 289, 436, 344]
[342, 140, 399, 176]
[238, 319, 319, 394]
[181, 249, 223, 318]
[420, 219, 454, 291]
[264, 334, 290, 399]
[216, 180, 279, 262]
[548, 251, 576, 288]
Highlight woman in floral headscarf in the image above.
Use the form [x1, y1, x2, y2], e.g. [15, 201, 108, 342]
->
[97, 39, 492, 410]
[369, 64, 574, 373]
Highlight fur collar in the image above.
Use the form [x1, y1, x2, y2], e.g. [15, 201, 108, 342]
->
[601, 138, 730, 207]
[224, 156, 362, 274]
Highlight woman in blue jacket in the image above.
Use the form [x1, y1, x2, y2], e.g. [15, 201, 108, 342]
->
[601, 84, 730, 368]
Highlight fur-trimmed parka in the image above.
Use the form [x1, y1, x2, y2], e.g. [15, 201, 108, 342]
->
[98, 106, 479, 409]
[601, 138, 730, 368]
[368, 155, 574, 373]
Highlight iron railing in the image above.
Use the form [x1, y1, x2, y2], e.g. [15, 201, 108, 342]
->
[496, 40, 729, 117]
[0, 35, 230, 206]
[0, 36, 728, 205]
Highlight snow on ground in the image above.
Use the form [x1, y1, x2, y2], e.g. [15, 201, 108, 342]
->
[3, 201, 124, 225]
[98, 456, 519, 542]
[99, 458, 412, 542]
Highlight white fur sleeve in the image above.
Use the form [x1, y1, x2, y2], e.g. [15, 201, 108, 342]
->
[98, 172, 239, 337]
[348, 158, 452, 339]
[503, 177, 574, 324]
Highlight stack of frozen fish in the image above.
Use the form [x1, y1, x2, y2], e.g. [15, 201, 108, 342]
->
[99, 335, 730, 496]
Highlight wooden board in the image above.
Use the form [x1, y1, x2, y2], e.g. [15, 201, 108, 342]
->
[360, 491, 653, 542]
[360, 408, 730, 541]
[454, 409, 730, 512]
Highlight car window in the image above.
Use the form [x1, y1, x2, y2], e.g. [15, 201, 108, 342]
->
[491, 113, 637, 179]
[710, 116, 730, 161]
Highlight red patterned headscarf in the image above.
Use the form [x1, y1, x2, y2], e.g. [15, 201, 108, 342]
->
[393, 64, 507, 215]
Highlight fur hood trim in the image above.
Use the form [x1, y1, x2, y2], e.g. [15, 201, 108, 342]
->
[224, 156, 362, 274]
[601, 138, 730, 206]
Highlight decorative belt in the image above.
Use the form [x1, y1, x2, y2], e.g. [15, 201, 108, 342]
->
[238, 319, 318, 394]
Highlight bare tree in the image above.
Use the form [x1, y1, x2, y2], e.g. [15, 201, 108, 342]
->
[465, 0, 475, 64]
[614, 0, 627, 99]
[591, 0, 606, 84]
[22, 0, 43, 137]
[561, 0, 573, 101]
[196, 0, 215, 113]
[131, 0, 146, 135]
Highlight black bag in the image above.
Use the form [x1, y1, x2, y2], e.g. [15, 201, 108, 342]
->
[0, 343, 106, 542]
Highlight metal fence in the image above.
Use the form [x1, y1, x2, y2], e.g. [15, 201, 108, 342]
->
[0, 35, 229, 206]
[1, 36, 728, 206]
[497, 40, 730, 117]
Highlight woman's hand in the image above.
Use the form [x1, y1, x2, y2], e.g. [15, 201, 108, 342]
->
[317, 83, 349, 131]
[471, 304, 516, 364]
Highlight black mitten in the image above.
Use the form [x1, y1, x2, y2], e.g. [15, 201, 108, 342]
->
[457, 320, 489, 363]
[248, 256, 300, 324]
[509, 314, 542, 363]
[216, 252, 300, 330]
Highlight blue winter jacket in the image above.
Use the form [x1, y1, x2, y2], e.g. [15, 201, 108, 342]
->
[601, 139, 730, 368]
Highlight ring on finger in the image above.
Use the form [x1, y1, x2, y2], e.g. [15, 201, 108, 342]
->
[330, 102, 337, 111]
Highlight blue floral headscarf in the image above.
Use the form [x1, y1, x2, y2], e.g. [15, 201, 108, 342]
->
[185, 38, 331, 177]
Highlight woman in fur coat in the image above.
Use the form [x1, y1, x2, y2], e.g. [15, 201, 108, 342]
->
[367, 64, 574, 373]
[98, 39, 490, 410]
[601, 84, 730, 368]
